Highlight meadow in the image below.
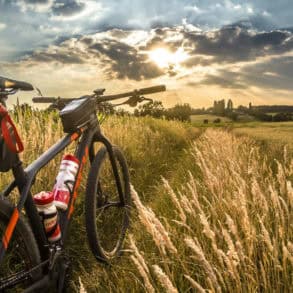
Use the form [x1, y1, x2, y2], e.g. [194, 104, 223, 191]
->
[233, 121, 293, 151]
[0, 109, 292, 292]
[190, 114, 232, 124]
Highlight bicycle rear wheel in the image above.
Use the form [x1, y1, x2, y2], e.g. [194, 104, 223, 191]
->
[85, 146, 131, 263]
[0, 199, 41, 292]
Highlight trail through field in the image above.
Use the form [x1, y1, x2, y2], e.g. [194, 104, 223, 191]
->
[78, 128, 292, 292]
[1, 111, 292, 292]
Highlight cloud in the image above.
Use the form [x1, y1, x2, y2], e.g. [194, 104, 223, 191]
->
[51, 0, 85, 16]
[183, 26, 293, 64]
[0, 23, 7, 31]
[21, 31, 164, 80]
[240, 56, 293, 90]
[190, 55, 293, 92]
[24, 0, 50, 3]
[190, 72, 248, 89]
[88, 39, 163, 80]
[28, 50, 85, 64]
[15, 0, 54, 12]
[5, 24, 293, 95]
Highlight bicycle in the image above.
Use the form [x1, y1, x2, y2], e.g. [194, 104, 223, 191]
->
[0, 76, 166, 292]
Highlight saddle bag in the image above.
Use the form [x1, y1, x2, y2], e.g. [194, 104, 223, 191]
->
[59, 96, 96, 133]
[0, 104, 24, 172]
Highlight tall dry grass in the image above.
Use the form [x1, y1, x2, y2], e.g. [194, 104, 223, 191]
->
[129, 128, 292, 292]
[0, 109, 198, 291]
[1, 109, 292, 292]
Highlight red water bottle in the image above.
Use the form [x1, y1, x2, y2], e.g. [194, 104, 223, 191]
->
[53, 154, 80, 210]
[33, 191, 61, 243]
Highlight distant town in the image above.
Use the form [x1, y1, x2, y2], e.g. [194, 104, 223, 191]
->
[14, 98, 293, 123]
[196, 99, 293, 122]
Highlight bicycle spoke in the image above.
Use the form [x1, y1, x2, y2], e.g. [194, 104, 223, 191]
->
[97, 201, 122, 210]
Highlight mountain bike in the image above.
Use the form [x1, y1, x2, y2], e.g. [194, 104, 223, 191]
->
[0, 76, 166, 292]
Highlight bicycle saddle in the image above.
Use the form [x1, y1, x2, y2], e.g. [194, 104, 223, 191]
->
[0, 76, 33, 91]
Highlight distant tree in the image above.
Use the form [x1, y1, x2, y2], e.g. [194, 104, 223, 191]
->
[166, 103, 192, 122]
[136, 101, 165, 118]
[273, 112, 293, 122]
[252, 111, 272, 122]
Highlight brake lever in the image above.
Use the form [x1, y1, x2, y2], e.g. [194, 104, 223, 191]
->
[50, 97, 67, 111]
[123, 95, 153, 107]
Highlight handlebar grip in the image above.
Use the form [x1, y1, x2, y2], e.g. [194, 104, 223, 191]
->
[32, 97, 57, 103]
[138, 85, 166, 95]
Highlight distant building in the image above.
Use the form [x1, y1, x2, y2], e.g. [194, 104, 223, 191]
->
[227, 99, 233, 111]
[213, 99, 225, 115]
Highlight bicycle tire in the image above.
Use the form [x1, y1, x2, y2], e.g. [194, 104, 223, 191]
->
[0, 199, 41, 292]
[85, 146, 131, 263]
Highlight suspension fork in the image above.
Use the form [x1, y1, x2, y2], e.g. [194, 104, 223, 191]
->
[93, 133, 125, 206]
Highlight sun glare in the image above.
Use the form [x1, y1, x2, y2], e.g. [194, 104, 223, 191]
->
[148, 48, 188, 68]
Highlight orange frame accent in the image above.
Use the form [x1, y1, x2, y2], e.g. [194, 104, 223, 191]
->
[67, 146, 89, 219]
[2, 208, 19, 249]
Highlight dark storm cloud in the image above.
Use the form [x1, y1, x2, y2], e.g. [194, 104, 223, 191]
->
[183, 26, 293, 64]
[194, 56, 293, 91]
[24, 34, 163, 80]
[51, 0, 85, 16]
[191, 73, 248, 90]
[21, 24, 293, 86]
[24, 0, 49, 3]
[89, 39, 164, 80]
[241, 56, 293, 90]
[29, 50, 85, 64]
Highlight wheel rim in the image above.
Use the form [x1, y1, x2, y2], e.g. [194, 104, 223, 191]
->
[95, 153, 129, 257]
[0, 221, 35, 292]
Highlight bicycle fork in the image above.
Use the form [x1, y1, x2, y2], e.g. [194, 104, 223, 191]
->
[93, 133, 125, 206]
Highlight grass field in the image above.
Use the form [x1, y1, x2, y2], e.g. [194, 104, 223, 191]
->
[190, 114, 232, 126]
[191, 114, 293, 151]
[233, 121, 293, 151]
[1, 110, 292, 292]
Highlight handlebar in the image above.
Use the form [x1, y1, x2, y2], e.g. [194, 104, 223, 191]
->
[97, 85, 166, 102]
[32, 97, 65, 103]
[32, 85, 166, 106]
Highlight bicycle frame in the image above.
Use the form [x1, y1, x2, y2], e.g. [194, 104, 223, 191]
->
[0, 117, 124, 267]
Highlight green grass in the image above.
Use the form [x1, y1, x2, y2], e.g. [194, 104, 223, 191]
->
[233, 121, 293, 152]
[190, 114, 232, 126]
[1, 110, 292, 292]
[0, 111, 200, 291]
[191, 113, 293, 152]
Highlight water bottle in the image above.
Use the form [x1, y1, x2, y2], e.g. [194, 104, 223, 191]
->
[33, 191, 62, 243]
[53, 154, 79, 210]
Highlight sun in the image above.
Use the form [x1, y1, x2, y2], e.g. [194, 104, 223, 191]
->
[148, 48, 188, 68]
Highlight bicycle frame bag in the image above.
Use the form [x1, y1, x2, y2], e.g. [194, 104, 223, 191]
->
[0, 105, 24, 172]
[59, 96, 96, 133]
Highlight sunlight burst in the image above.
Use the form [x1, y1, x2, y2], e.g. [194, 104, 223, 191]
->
[148, 48, 189, 68]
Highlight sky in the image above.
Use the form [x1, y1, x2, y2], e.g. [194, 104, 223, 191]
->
[0, 0, 293, 108]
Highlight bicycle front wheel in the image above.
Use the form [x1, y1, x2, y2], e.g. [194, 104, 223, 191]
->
[0, 199, 41, 292]
[85, 146, 131, 263]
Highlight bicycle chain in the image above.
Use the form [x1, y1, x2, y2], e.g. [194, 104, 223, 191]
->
[0, 259, 49, 290]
